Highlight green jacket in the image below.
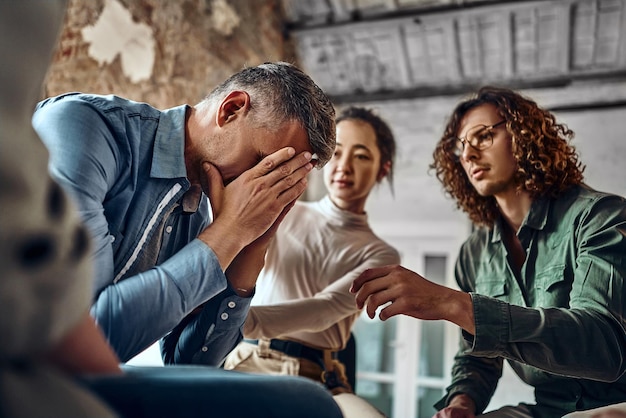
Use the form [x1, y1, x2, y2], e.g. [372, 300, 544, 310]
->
[437, 185, 626, 418]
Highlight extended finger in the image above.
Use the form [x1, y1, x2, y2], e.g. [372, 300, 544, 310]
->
[353, 272, 393, 310]
[252, 147, 297, 178]
[273, 165, 312, 203]
[378, 299, 407, 321]
[263, 151, 313, 187]
[363, 287, 394, 319]
[351, 266, 393, 294]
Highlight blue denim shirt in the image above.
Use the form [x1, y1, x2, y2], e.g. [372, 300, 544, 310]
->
[436, 185, 626, 417]
[33, 93, 250, 363]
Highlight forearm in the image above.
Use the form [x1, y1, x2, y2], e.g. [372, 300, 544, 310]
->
[225, 241, 268, 297]
[244, 297, 356, 340]
[471, 294, 626, 381]
[198, 220, 249, 272]
[446, 289, 476, 335]
[93, 240, 228, 361]
[46, 311, 121, 375]
[448, 393, 477, 414]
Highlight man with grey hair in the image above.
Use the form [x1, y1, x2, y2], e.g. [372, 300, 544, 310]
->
[33, 61, 336, 368]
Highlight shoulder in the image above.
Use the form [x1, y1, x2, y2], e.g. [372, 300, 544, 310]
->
[273, 201, 317, 237]
[458, 226, 491, 264]
[556, 184, 624, 205]
[285, 200, 313, 221]
[35, 93, 161, 120]
[376, 240, 401, 263]
[552, 185, 626, 222]
[354, 227, 401, 264]
[461, 226, 490, 250]
[286, 200, 323, 222]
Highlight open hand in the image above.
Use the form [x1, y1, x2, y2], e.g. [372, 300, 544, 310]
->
[198, 147, 312, 271]
[351, 265, 475, 334]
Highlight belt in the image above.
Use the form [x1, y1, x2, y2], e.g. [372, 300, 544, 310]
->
[245, 338, 350, 393]
[245, 338, 335, 365]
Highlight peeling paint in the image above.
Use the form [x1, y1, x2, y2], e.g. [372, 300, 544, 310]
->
[211, 0, 240, 36]
[81, 0, 155, 83]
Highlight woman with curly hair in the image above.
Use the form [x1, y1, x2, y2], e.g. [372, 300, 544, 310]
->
[351, 86, 626, 418]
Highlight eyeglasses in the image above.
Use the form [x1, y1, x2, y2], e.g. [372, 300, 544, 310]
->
[451, 120, 506, 158]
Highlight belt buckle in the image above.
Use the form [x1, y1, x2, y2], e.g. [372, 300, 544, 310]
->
[321, 370, 343, 390]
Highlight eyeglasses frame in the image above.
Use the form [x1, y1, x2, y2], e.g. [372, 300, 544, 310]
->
[451, 120, 506, 158]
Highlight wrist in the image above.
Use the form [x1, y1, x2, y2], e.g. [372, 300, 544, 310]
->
[228, 275, 258, 297]
[234, 286, 255, 298]
[198, 222, 248, 271]
[449, 290, 476, 335]
[449, 393, 476, 414]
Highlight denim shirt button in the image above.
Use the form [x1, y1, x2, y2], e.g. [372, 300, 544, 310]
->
[220, 312, 229, 320]
[228, 301, 236, 309]
[201, 346, 208, 352]
[165, 225, 173, 234]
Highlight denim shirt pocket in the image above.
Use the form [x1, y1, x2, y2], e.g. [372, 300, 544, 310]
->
[534, 264, 570, 307]
[475, 278, 508, 300]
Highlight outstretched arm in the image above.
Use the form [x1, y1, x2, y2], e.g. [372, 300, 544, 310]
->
[47, 311, 121, 375]
[244, 246, 401, 342]
[351, 264, 475, 334]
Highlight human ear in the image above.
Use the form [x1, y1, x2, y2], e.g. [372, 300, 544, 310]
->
[377, 160, 391, 182]
[216, 90, 250, 127]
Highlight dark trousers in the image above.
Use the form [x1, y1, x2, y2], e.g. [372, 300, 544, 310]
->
[81, 365, 344, 418]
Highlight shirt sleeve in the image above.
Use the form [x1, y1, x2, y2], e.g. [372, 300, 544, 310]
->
[243, 246, 400, 343]
[160, 285, 252, 366]
[32, 99, 248, 362]
[468, 196, 626, 382]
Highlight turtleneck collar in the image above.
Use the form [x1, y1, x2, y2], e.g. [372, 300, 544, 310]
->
[317, 195, 370, 228]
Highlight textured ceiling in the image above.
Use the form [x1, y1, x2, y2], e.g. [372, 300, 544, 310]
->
[283, 0, 626, 101]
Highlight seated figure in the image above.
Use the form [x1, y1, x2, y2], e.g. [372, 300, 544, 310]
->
[22, 3, 343, 416]
[351, 86, 626, 418]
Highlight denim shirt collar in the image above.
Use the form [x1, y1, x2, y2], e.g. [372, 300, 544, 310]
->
[150, 104, 190, 179]
[491, 196, 550, 243]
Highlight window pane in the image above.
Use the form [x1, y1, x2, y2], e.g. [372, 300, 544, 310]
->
[353, 311, 397, 417]
[419, 255, 447, 378]
[353, 312, 397, 375]
[359, 382, 394, 417]
[419, 321, 444, 378]
[417, 387, 445, 418]
[424, 255, 446, 284]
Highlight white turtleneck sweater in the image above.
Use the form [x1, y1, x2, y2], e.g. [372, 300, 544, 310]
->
[243, 195, 400, 351]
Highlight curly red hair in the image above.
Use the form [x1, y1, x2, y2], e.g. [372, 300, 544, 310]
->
[430, 86, 585, 227]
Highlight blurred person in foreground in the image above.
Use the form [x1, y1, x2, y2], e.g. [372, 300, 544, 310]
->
[351, 86, 626, 418]
[1, 1, 121, 417]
